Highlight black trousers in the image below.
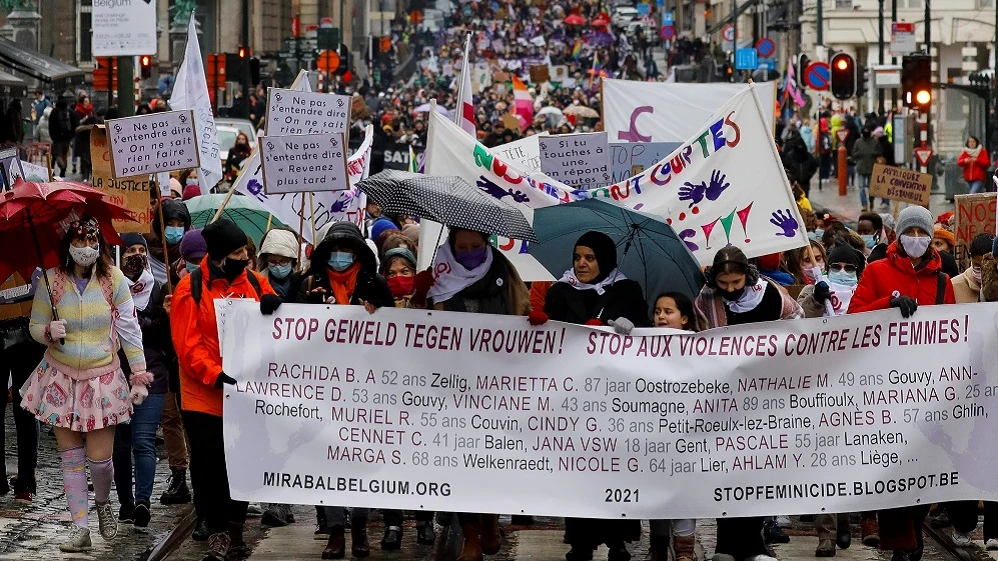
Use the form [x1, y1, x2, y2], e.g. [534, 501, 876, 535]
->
[0, 340, 42, 493]
[947, 501, 981, 534]
[715, 517, 768, 559]
[383, 509, 433, 527]
[182, 411, 247, 534]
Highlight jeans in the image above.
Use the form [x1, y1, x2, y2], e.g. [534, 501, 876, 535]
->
[0, 340, 43, 493]
[183, 411, 248, 534]
[650, 519, 696, 538]
[324, 506, 370, 526]
[858, 174, 871, 208]
[113, 392, 165, 506]
[969, 180, 986, 194]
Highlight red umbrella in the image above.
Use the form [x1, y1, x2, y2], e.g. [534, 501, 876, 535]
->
[591, 16, 610, 27]
[564, 14, 585, 25]
[0, 179, 135, 318]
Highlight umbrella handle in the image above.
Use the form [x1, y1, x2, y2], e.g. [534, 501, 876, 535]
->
[26, 217, 63, 346]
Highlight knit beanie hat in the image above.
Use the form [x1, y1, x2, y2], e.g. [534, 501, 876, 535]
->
[896, 206, 933, 237]
[828, 243, 865, 277]
[169, 177, 183, 198]
[969, 233, 994, 257]
[182, 183, 202, 201]
[932, 225, 955, 248]
[370, 217, 399, 242]
[202, 219, 248, 261]
[120, 233, 148, 251]
[401, 223, 420, 244]
[180, 229, 208, 262]
[380, 247, 416, 275]
[756, 252, 782, 271]
[260, 229, 299, 260]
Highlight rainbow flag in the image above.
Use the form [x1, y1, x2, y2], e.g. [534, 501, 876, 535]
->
[511, 75, 534, 130]
[572, 38, 582, 60]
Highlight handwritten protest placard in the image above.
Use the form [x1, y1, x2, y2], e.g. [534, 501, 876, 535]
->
[266, 87, 350, 135]
[107, 110, 199, 178]
[91, 125, 153, 234]
[10, 160, 49, 183]
[954, 192, 996, 269]
[260, 132, 348, 194]
[869, 163, 932, 207]
[539, 132, 611, 187]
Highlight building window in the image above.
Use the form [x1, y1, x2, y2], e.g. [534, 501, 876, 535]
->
[980, 0, 994, 7]
[77, 0, 93, 64]
[907, 0, 922, 7]
[833, 0, 852, 8]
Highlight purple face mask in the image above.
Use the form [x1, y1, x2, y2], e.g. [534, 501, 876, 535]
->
[455, 246, 488, 270]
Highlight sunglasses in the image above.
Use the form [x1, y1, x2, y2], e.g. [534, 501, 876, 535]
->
[829, 263, 858, 274]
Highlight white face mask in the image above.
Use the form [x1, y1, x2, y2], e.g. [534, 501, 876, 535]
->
[69, 244, 99, 267]
[900, 234, 931, 258]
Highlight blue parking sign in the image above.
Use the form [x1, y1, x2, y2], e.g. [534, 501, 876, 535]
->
[662, 11, 673, 25]
[735, 48, 758, 70]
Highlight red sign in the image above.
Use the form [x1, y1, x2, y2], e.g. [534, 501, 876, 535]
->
[914, 147, 934, 168]
[292, 16, 300, 38]
[836, 129, 848, 143]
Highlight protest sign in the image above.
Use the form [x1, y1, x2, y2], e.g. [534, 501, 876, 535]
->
[529, 65, 551, 84]
[260, 133, 349, 194]
[602, 79, 776, 143]
[10, 160, 50, 183]
[234, 125, 374, 242]
[869, 163, 931, 207]
[107, 110, 199, 178]
[91, 125, 153, 234]
[955, 192, 997, 269]
[539, 132, 612, 187]
[223, 301, 998, 518]
[492, 134, 547, 172]
[266, 87, 351, 135]
[92, 0, 157, 56]
[609, 142, 681, 183]
[382, 142, 425, 172]
[0, 146, 24, 189]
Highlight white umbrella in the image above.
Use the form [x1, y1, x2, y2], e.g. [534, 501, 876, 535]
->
[413, 103, 451, 117]
[537, 106, 564, 118]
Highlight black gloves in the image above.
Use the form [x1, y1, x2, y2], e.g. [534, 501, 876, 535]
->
[813, 281, 831, 304]
[889, 295, 918, 318]
[215, 373, 237, 388]
[260, 294, 283, 315]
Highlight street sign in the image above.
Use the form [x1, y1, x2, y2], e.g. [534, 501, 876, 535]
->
[757, 58, 776, 71]
[914, 147, 934, 168]
[891, 22, 916, 56]
[662, 11, 673, 25]
[735, 48, 758, 70]
[836, 129, 849, 143]
[755, 37, 775, 59]
[803, 61, 831, 90]
[318, 50, 341, 73]
[660, 25, 675, 41]
[722, 24, 735, 43]
[871, 65, 902, 88]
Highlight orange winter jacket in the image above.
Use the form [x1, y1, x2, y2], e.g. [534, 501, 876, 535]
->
[171, 259, 274, 417]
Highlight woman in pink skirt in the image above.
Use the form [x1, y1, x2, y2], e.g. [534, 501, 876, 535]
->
[21, 216, 152, 553]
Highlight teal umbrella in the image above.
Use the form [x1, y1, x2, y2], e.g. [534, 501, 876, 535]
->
[184, 194, 287, 246]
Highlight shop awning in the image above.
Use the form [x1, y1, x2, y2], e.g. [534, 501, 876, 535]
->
[0, 71, 27, 98]
[0, 38, 84, 90]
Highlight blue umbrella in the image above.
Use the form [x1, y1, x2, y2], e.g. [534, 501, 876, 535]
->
[529, 198, 706, 309]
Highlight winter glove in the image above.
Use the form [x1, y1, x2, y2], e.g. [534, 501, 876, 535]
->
[528, 310, 549, 326]
[48, 319, 66, 341]
[608, 317, 635, 335]
[890, 295, 918, 318]
[411, 270, 435, 306]
[129, 384, 149, 405]
[813, 281, 831, 304]
[260, 294, 283, 315]
[215, 372, 237, 388]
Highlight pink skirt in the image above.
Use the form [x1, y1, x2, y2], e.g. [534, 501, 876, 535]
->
[20, 357, 132, 432]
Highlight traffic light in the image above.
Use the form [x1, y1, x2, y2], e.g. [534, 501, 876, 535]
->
[795, 53, 810, 89]
[249, 57, 260, 85]
[238, 46, 248, 59]
[856, 65, 868, 97]
[139, 55, 152, 79]
[901, 54, 931, 110]
[829, 52, 856, 99]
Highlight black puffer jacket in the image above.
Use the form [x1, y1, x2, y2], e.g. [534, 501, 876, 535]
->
[119, 281, 174, 394]
[296, 222, 393, 308]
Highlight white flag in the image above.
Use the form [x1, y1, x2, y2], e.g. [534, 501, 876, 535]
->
[170, 13, 222, 191]
[454, 34, 476, 137]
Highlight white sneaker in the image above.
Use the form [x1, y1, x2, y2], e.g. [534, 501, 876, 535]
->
[986, 538, 998, 550]
[747, 556, 779, 561]
[776, 515, 792, 528]
[246, 502, 264, 516]
[951, 532, 973, 547]
[95, 500, 118, 540]
[58, 526, 92, 552]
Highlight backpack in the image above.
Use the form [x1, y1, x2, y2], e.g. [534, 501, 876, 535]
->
[189, 267, 262, 305]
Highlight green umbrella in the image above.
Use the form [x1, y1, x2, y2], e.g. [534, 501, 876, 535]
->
[184, 194, 287, 246]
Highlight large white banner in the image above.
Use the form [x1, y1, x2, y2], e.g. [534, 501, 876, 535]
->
[92, 0, 157, 56]
[602, 79, 777, 144]
[234, 125, 374, 243]
[170, 14, 223, 192]
[222, 301, 998, 518]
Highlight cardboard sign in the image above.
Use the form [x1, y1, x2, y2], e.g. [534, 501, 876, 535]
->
[265, 87, 350, 136]
[868, 163, 932, 207]
[0, 146, 24, 190]
[538, 132, 612, 187]
[954, 192, 997, 269]
[500, 114, 522, 132]
[107, 110, 199, 178]
[90, 126, 153, 234]
[260, 133, 349, 194]
[529, 65, 551, 84]
[494, 71, 510, 84]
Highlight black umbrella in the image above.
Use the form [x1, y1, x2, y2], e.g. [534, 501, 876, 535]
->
[356, 170, 537, 242]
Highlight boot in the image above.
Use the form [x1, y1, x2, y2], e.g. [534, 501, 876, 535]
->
[381, 525, 402, 550]
[816, 538, 836, 557]
[674, 535, 696, 561]
[192, 516, 211, 541]
[322, 525, 345, 559]
[160, 468, 191, 505]
[228, 522, 249, 559]
[351, 516, 370, 558]
[416, 521, 436, 545]
[649, 535, 668, 561]
[480, 514, 502, 555]
[459, 520, 484, 561]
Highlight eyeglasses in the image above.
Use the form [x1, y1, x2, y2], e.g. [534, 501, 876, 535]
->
[829, 263, 858, 274]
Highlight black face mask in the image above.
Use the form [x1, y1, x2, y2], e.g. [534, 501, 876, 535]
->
[719, 287, 745, 301]
[222, 258, 249, 282]
[121, 254, 147, 279]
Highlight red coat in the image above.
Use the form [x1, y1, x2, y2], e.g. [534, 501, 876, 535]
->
[957, 148, 990, 182]
[849, 242, 955, 314]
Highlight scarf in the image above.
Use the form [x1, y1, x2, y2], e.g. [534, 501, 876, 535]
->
[126, 268, 156, 311]
[326, 262, 361, 305]
[427, 241, 494, 305]
[964, 145, 983, 160]
[723, 278, 768, 314]
[558, 268, 626, 295]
